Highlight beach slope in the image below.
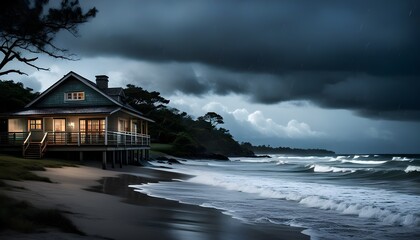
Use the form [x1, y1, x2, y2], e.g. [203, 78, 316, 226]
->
[3, 165, 309, 240]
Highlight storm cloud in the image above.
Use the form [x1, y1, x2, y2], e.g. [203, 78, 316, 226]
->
[61, 0, 420, 121]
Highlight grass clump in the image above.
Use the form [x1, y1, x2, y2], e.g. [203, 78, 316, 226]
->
[0, 154, 77, 183]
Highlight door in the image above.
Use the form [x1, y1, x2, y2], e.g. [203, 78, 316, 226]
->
[53, 119, 66, 144]
[80, 119, 105, 144]
[132, 121, 138, 144]
[118, 119, 127, 143]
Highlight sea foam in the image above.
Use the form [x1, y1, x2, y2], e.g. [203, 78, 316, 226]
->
[310, 164, 357, 173]
[341, 159, 387, 165]
[404, 165, 420, 173]
[392, 157, 412, 162]
[187, 172, 420, 226]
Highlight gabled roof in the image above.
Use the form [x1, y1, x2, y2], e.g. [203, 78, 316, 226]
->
[25, 71, 120, 108]
[25, 71, 154, 122]
[105, 87, 125, 97]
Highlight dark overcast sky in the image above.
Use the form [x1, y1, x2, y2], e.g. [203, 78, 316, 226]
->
[16, 0, 420, 153]
[59, 0, 420, 122]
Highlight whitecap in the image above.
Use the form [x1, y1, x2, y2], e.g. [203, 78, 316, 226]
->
[392, 157, 412, 162]
[298, 196, 418, 226]
[404, 165, 420, 173]
[341, 160, 387, 165]
[238, 158, 279, 163]
[310, 164, 356, 173]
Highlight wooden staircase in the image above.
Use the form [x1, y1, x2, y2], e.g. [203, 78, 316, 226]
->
[22, 132, 48, 159]
[24, 142, 42, 159]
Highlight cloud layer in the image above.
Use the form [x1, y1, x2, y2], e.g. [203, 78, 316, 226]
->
[58, 0, 420, 121]
[203, 102, 324, 139]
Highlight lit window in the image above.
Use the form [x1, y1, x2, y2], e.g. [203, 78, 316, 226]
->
[65, 92, 85, 101]
[29, 119, 42, 130]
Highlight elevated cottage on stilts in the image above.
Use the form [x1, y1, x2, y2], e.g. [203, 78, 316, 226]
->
[0, 71, 153, 169]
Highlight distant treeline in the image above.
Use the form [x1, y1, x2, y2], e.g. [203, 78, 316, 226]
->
[241, 142, 335, 155]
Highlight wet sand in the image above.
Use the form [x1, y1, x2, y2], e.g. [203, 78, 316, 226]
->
[2, 165, 309, 240]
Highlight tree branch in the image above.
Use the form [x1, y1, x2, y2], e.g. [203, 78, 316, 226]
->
[0, 69, 27, 76]
[0, 0, 97, 77]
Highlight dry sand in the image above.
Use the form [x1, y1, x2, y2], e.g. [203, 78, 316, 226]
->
[2, 163, 309, 240]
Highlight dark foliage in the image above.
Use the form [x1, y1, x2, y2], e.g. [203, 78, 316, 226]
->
[0, 0, 97, 76]
[241, 142, 335, 155]
[197, 112, 224, 128]
[124, 84, 170, 115]
[124, 85, 254, 157]
[0, 80, 39, 112]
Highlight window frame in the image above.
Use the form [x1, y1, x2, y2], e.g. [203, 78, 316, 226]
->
[29, 119, 43, 130]
[64, 92, 85, 101]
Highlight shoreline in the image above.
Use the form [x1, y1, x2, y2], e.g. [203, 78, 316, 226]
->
[2, 164, 309, 240]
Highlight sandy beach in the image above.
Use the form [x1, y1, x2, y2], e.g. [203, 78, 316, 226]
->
[1, 163, 309, 240]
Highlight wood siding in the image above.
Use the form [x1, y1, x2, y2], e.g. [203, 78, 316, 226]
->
[35, 77, 114, 108]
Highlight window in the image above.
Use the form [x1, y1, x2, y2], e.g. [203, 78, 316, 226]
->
[80, 119, 105, 132]
[8, 119, 24, 132]
[65, 92, 85, 101]
[29, 119, 42, 130]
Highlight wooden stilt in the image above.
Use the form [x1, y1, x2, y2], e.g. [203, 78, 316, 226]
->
[125, 150, 128, 165]
[131, 150, 135, 165]
[119, 151, 123, 168]
[102, 151, 107, 170]
[112, 151, 115, 168]
[79, 151, 84, 163]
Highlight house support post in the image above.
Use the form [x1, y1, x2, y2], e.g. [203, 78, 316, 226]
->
[130, 150, 136, 165]
[102, 151, 107, 170]
[136, 150, 140, 166]
[119, 151, 123, 168]
[112, 151, 115, 168]
[79, 151, 84, 163]
[145, 149, 149, 161]
[125, 150, 128, 165]
[118, 151, 122, 168]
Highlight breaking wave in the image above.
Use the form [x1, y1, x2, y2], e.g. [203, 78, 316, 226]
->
[392, 157, 412, 162]
[188, 173, 419, 227]
[405, 165, 420, 173]
[310, 164, 357, 173]
[341, 159, 388, 165]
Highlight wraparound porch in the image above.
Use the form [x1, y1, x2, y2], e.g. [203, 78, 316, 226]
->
[0, 131, 151, 169]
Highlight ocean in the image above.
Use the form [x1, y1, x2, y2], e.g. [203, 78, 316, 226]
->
[130, 154, 420, 240]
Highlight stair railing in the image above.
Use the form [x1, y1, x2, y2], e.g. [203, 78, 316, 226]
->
[40, 132, 48, 158]
[22, 132, 32, 157]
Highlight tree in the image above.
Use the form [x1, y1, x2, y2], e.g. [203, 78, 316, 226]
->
[0, 0, 97, 76]
[0, 80, 39, 112]
[197, 112, 224, 128]
[124, 84, 170, 115]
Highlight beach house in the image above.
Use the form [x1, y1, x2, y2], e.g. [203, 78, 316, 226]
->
[0, 71, 153, 168]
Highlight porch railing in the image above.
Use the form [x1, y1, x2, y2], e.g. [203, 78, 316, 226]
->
[1, 131, 150, 147]
[22, 132, 32, 156]
[40, 132, 48, 157]
[45, 131, 150, 146]
[0, 132, 30, 145]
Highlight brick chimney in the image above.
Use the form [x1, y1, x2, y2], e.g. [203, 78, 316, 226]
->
[95, 75, 109, 90]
